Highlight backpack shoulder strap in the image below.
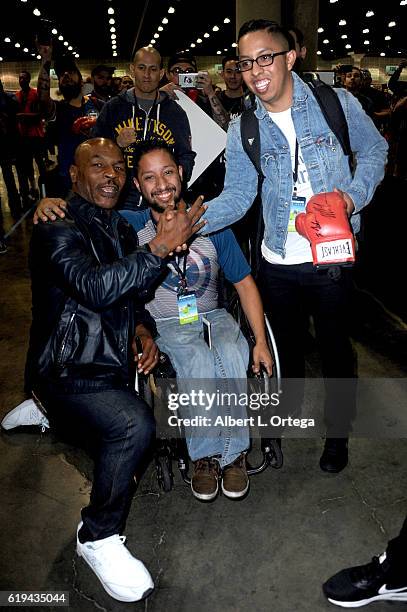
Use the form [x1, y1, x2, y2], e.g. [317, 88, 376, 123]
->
[306, 79, 352, 157]
[240, 108, 264, 182]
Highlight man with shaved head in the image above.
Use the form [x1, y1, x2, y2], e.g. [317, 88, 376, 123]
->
[25, 137, 204, 603]
[93, 46, 195, 210]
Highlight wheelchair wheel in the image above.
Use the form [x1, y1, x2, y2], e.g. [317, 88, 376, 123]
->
[263, 438, 283, 469]
[156, 454, 173, 492]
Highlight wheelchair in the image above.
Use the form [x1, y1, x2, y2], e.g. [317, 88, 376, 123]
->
[141, 293, 283, 493]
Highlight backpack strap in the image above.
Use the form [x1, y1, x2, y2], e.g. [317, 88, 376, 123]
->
[305, 78, 352, 158]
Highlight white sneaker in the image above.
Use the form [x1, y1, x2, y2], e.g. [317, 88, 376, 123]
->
[1, 399, 50, 431]
[76, 523, 154, 602]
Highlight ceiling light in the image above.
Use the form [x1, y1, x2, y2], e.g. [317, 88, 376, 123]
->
[52, 28, 58, 35]
[385, 35, 391, 40]
[4, 37, 11, 42]
[109, 18, 115, 24]
[162, 17, 168, 24]
[36, 54, 41, 59]
[58, 35, 63, 41]
[213, 25, 219, 31]
[341, 34, 347, 39]
[197, 38, 202, 43]
[150, 39, 155, 44]
[185, 48, 189, 51]
[318, 27, 324, 33]
[153, 33, 159, 38]
[110, 27, 116, 32]
[339, 20, 346, 26]
[190, 43, 196, 47]
[204, 33, 210, 38]
[0, 57, 2, 61]
[388, 21, 396, 27]
[323, 39, 329, 44]
[217, 50, 221, 55]
[158, 26, 163, 31]
[317, 50, 321, 55]
[345, 44, 351, 49]
[23, 47, 28, 52]
[75, 54, 79, 58]
[112, 44, 117, 49]
[380, 52, 386, 56]
[113, 52, 117, 57]
[15, 42, 21, 47]
[224, 18, 230, 23]
[68, 46, 73, 50]
[329, 0, 338, 3]
[33, 8, 41, 16]
[363, 28, 369, 33]
[232, 42, 237, 47]
[366, 10, 374, 17]
[168, 6, 175, 13]
[364, 40, 370, 45]
[111, 33, 117, 39]
[108, 7, 114, 14]
[401, 0, 407, 5]
[63, 41, 68, 46]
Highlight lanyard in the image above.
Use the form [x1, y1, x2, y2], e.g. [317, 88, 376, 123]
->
[172, 253, 188, 293]
[292, 139, 299, 194]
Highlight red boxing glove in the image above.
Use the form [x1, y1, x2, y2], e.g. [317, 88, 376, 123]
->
[295, 191, 355, 267]
[71, 116, 97, 136]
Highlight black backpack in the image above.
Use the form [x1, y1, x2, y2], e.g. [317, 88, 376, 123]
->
[240, 79, 351, 275]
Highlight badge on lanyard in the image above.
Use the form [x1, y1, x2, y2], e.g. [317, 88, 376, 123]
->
[173, 253, 199, 325]
[288, 139, 307, 232]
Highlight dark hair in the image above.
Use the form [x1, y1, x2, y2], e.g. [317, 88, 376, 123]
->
[91, 64, 115, 78]
[20, 70, 31, 80]
[237, 19, 295, 51]
[222, 55, 238, 70]
[167, 51, 197, 72]
[288, 26, 305, 49]
[132, 139, 178, 176]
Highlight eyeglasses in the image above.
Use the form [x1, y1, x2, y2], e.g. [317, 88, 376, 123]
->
[169, 67, 196, 75]
[236, 51, 288, 73]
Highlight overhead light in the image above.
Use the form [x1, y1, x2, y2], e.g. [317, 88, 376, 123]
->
[196, 38, 202, 43]
[4, 37, 11, 42]
[388, 21, 396, 27]
[68, 46, 73, 50]
[224, 18, 230, 23]
[63, 41, 68, 46]
[323, 39, 329, 44]
[232, 42, 237, 48]
[23, 47, 28, 52]
[185, 48, 189, 51]
[212, 25, 219, 31]
[75, 54, 79, 58]
[217, 50, 221, 55]
[158, 26, 163, 31]
[380, 52, 386, 56]
[0, 57, 3, 61]
[385, 35, 391, 40]
[162, 17, 168, 24]
[52, 28, 58, 35]
[15, 42, 21, 47]
[36, 54, 41, 59]
[190, 43, 196, 47]
[113, 52, 117, 57]
[112, 44, 117, 49]
[108, 7, 114, 14]
[109, 18, 115, 24]
[364, 40, 370, 45]
[341, 34, 347, 39]
[329, 0, 338, 3]
[345, 44, 351, 49]
[339, 20, 346, 26]
[168, 6, 175, 13]
[224, 48, 228, 51]
[153, 33, 159, 38]
[317, 27, 324, 33]
[110, 27, 116, 32]
[317, 50, 321, 55]
[401, 1, 407, 5]
[150, 39, 155, 44]
[33, 8, 41, 16]
[362, 28, 369, 33]
[204, 33, 210, 38]
[366, 10, 374, 17]
[58, 35, 63, 41]
[111, 33, 117, 39]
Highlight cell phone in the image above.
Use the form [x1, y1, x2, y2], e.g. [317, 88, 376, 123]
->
[178, 73, 199, 88]
[202, 316, 212, 349]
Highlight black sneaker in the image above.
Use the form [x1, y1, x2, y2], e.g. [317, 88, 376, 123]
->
[323, 552, 407, 607]
[320, 438, 348, 473]
[191, 457, 220, 501]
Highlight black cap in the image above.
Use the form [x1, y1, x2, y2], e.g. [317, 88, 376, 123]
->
[91, 64, 115, 77]
[167, 52, 197, 72]
[54, 56, 82, 79]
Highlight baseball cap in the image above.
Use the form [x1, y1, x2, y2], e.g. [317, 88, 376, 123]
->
[91, 64, 115, 77]
[54, 56, 82, 79]
[167, 52, 197, 72]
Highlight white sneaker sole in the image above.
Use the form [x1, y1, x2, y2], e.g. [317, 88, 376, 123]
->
[221, 479, 250, 499]
[76, 544, 154, 602]
[327, 591, 407, 608]
[191, 480, 219, 501]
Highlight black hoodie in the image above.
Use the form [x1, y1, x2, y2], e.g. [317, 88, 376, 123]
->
[93, 88, 196, 210]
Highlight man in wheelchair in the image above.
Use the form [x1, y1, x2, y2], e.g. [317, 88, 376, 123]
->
[123, 140, 273, 501]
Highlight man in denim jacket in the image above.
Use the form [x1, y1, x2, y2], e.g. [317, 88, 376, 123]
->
[201, 20, 388, 472]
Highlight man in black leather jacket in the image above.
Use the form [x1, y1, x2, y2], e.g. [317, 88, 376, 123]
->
[25, 137, 204, 603]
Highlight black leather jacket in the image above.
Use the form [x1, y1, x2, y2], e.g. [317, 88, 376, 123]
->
[26, 193, 167, 394]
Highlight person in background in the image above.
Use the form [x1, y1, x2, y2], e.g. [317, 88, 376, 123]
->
[217, 55, 245, 120]
[90, 64, 114, 104]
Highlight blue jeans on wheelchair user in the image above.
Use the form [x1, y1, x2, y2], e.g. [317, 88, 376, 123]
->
[155, 308, 250, 468]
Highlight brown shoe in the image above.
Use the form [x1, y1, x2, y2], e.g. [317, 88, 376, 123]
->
[221, 453, 249, 499]
[191, 457, 220, 501]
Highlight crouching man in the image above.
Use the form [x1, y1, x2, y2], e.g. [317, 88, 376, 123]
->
[25, 137, 205, 602]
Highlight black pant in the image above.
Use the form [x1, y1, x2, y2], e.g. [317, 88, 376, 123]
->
[39, 387, 155, 542]
[386, 515, 407, 578]
[259, 260, 356, 435]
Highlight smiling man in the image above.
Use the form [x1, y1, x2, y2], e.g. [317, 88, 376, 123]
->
[24, 137, 205, 603]
[200, 19, 388, 473]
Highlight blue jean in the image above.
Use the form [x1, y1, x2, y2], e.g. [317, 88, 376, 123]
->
[155, 308, 250, 467]
[38, 388, 155, 542]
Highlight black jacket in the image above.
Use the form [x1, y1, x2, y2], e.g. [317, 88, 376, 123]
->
[26, 193, 167, 394]
[92, 89, 196, 209]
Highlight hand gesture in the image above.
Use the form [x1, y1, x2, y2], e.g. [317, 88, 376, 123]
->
[34, 198, 67, 224]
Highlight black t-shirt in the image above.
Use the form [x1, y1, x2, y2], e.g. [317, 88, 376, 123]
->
[217, 91, 244, 119]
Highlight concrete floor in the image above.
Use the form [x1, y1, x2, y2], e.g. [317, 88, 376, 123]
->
[1, 182, 407, 612]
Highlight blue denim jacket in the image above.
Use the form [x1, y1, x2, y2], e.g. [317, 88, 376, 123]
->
[203, 72, 388, 258]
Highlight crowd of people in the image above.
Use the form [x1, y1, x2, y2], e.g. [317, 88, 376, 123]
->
[0, 17, 406, 609]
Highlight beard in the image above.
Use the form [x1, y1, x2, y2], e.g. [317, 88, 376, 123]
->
[60, 81, 82, 101]
[149, 188, 181, 214]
